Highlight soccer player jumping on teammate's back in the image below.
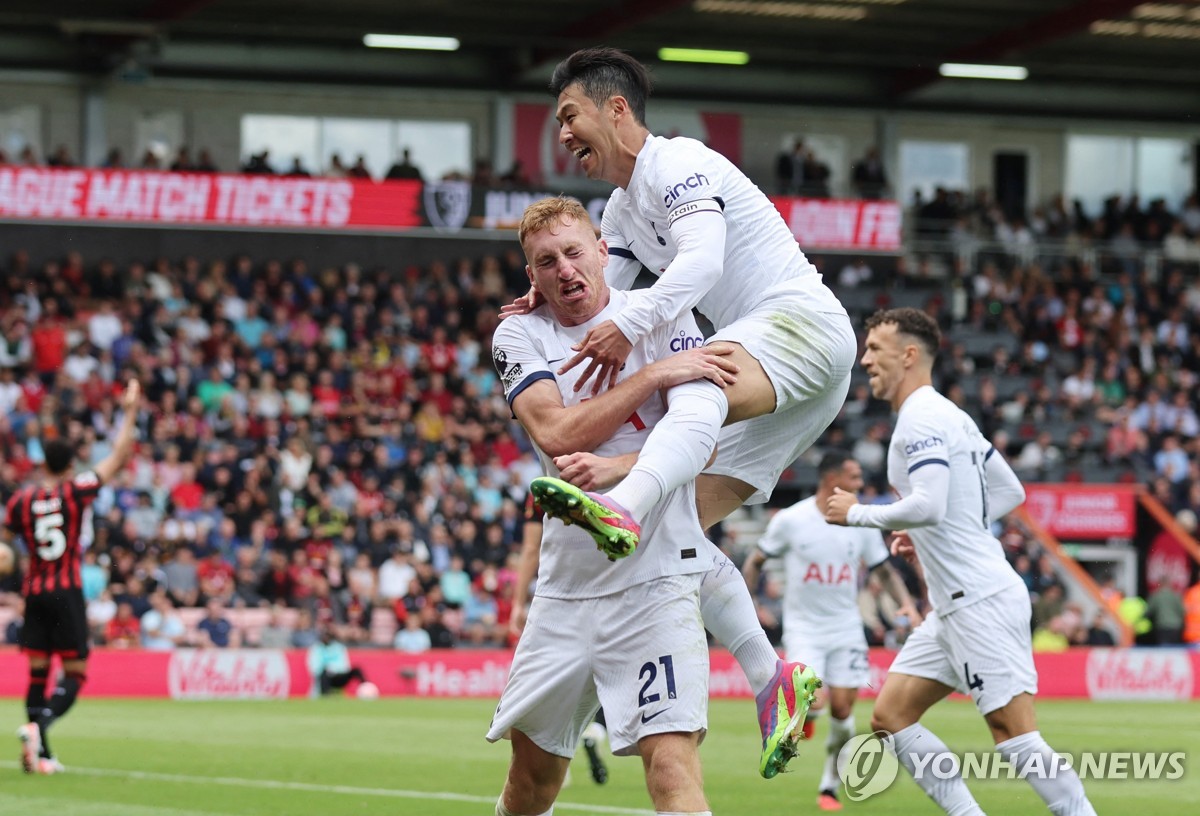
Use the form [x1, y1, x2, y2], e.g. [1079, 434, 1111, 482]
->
[5, 380, 141, 774]
[506, 47, 856, 552]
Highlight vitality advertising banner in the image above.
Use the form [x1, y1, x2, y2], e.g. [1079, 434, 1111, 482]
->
[1024, 484, 1139, 540]
[0, 648, 1195, 700]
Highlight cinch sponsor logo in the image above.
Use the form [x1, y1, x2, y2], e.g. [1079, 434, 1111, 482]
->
[670, 331, 704, 352]
[904, 436, 944, 455]
[663, 172, 709, 205]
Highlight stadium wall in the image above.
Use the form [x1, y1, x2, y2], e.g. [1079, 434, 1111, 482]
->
[0, 648, 1194, 702]
[4, 74, 1199, 203]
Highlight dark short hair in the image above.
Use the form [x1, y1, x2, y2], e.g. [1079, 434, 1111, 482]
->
[549, 47, 651, 125]
[865, 307, 941, 359]
[818, 450, 854, 479]
[43, 439, 76, 475]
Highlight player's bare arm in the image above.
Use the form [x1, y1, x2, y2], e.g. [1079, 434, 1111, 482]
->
[509, 519, 542, 638]
[92, 380, 142, 484]
[741, 548, 768, 593]
[870, 558, 922, 625]
[511, 346, 737, 457]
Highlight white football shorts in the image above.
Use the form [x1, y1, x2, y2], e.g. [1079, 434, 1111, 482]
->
[784, 630, 871, 690]
[707, 287, 856, 503]
[887, 582, 1038, 715]
[486, 572, 710, 757]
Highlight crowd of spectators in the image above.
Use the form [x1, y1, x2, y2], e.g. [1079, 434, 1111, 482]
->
[0, 191, 1198, 653]
[912, 186, 1200, 267]
[0, 244, 544, 651]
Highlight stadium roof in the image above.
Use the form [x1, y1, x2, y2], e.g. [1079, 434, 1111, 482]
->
[3, 0, 1200, 121]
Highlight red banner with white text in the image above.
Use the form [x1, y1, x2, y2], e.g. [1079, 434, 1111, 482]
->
[0, 647, 1195, 701]
[769, 196, 902, 251]
[1024, 484, 1139, 540]
[0, 167, 423, 230]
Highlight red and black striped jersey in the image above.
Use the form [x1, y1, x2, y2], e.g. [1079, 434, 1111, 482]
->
[4, 471, 101, 596]
[523, 491, 544, 523]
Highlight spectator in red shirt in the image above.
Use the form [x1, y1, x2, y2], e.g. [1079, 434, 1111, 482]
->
[104, 602, 141, 648]
[197, 550, 235, 604]
[30, 302, 68, 382]
[170, 462, 205, 513]
[421, 326, 457, 375]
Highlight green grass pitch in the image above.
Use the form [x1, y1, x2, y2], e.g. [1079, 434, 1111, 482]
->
[2, 697, 1196, 814]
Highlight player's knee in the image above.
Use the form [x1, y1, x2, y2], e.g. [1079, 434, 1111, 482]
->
[831, 701, 854, 721]
[870, 706, 907, 735]
[640, 733, 703, 806]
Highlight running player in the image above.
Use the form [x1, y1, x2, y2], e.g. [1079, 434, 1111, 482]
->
[506, 47, 856, 556]
[743, 451, 917, 811]
[4, 379, 141, 774]
[826, 309, 1096, 816]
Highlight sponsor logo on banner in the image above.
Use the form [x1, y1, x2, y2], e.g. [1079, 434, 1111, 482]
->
[1086, 649, 1193, 700]
[423, 181, 472, 232]
[410, 659, 511, 696]
[1146, 532, 1191, 594]
[1024, 485, 1137, 539]
[168, 649, 290, 699]
[482, 189, 608, 230]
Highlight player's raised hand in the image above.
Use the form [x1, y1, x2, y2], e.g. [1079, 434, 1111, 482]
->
[121, 379, 142, 410]
[652, 346, 739, 389]
[824, 486, 858, 525]
[499, 285, 544, 319]
[559, 319, 633, 395]
[554, 451, 633, 492]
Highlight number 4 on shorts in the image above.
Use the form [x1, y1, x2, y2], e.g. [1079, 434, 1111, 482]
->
[963, 662, 984, 691]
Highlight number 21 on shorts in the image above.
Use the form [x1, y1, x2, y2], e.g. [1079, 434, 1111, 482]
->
[637, 654, 677, 720]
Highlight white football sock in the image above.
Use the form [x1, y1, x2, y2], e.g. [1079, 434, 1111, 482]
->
[820, 714, 856, 792]
[889, 723, 986, 816]
[698, 556, 777, 694]
[995, 731, 1097, 816]
[496, 799, 553, 816]
[608, 381, 727, 521]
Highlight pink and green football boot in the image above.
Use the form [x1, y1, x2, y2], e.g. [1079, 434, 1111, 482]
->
[530, 477, 640, 561]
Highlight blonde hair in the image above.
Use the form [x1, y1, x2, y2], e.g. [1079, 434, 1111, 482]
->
[518, 195, 593, 248]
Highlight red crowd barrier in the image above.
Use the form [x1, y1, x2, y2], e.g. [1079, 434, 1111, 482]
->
[0, 647, 1195, 700]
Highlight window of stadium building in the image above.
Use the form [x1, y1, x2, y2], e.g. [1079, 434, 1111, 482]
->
[239, 114, 470, 181]
[898, 140, 969, 205]
[1066, 134, 1194, 218]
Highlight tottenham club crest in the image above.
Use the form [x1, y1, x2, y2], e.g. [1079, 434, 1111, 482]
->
[424, 181, 472, 232]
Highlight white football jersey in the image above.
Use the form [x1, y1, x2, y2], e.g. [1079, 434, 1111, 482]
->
[492, 289, 710, 599]
[601, 135, 843, 333]
[759, 496, 889, 647]
[885, 386, 1025, 614]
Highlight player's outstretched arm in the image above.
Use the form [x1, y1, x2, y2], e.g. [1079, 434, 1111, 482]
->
[563, 210, 727, 394]
[93, 380, 141, 485]
[827, 463, 950, 529]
